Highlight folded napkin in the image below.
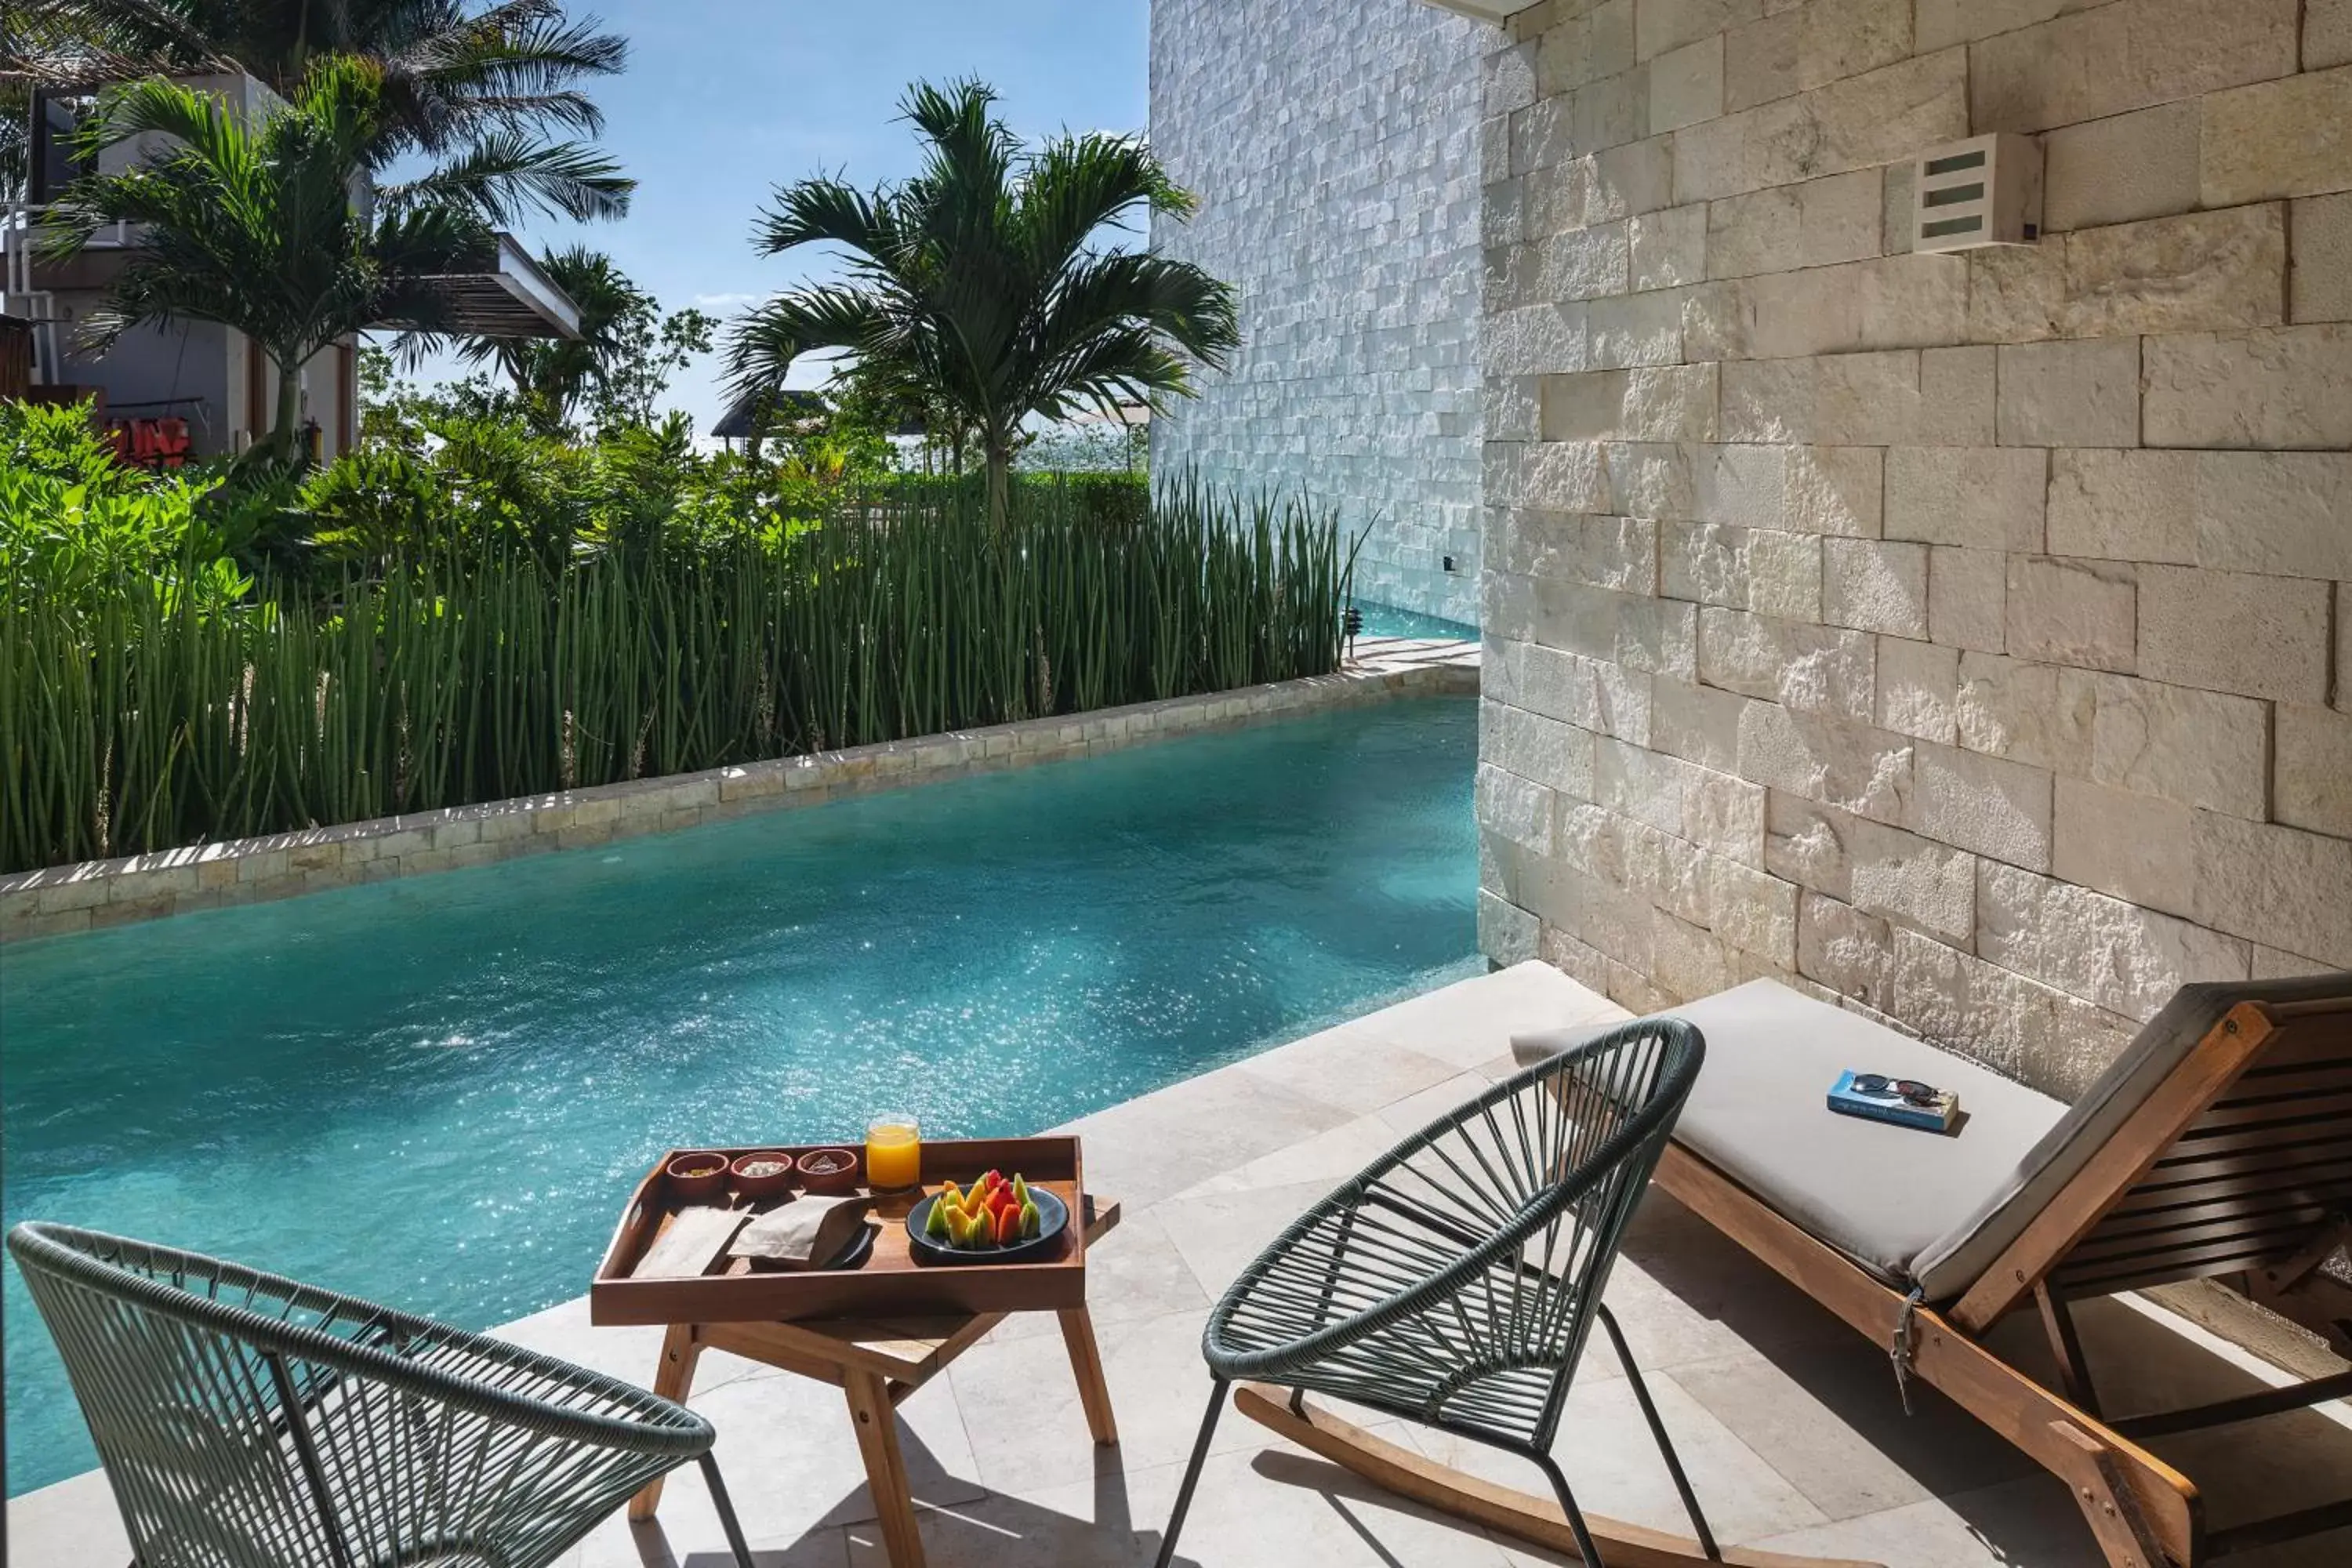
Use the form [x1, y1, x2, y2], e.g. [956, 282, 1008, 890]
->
[730, 1194, 873, 1270]
[630, 1206, 750, 1279]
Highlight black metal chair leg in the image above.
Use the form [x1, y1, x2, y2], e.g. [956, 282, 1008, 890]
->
[699, 1450, 757, 1568]
[1153, 1377, 1229, 1568]
[1534, 1454, 1608, 1568]
[1595, 1302, 1721, 1561]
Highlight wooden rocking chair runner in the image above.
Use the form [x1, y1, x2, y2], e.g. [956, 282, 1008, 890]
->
[1154, 1018, 1864, 1568]
[1509, 974, 2352, 1568]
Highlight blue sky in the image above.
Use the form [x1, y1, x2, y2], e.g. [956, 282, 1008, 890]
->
[480, 0, 1152, 432]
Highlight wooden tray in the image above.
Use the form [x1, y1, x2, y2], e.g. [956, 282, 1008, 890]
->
[590, 1135, 1092, 1326]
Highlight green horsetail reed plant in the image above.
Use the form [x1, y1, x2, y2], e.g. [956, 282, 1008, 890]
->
[0, 477, 1354, 873]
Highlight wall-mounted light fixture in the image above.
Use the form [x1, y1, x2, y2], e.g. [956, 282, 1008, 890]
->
[1912, 134, 2044, 252]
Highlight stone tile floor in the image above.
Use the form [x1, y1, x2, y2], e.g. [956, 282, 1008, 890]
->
[10, 961, 2351, 1566]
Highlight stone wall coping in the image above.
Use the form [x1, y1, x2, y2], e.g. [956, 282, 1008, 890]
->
[1, 640, 1477, 942]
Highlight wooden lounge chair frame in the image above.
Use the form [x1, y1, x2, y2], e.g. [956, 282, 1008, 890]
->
[1653, 993, 2352, 1568]
[1212, 992, 2351, 1568]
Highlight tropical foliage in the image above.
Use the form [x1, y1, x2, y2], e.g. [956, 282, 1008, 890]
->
[45, 61, 495, 456]
[349, 357, 905, 529]
[14, 0, 632, 223]
[1, 397, 1349, 873]
[730, 78, 1238, 530]
[451, 246, 716, 434]
[0, 41, 1286, 877]
[48, 64, 496, 456]
[0, 400, 251, 610]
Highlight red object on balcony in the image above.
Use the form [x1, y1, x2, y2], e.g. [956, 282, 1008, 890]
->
[109, 416, 191, 468]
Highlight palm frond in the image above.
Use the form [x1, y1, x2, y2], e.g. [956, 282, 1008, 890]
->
[725, 286, 899, 403]
[14, 0, 230, 80]
[1026, 325, 1189, 422]
[21, 0, 629, 213]
[67, 70, 241, 158]
[378, 127, 631, 223]
[752, 176, 901, 258]
[388, 2, 626, 144]
[740, 75, 1239, 513]
[48, 50, 490, 449]
[1015, 130, 1192, 272]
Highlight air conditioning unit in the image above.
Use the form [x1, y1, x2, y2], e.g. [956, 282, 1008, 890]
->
[1912, 134, 2043, 252]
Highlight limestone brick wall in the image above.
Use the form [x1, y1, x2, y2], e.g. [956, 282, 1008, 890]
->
[1149, 0, 1488, 624]
[1473, 0, 2352, 1097]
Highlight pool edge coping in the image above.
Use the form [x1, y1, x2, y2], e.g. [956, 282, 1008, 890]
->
[1, 639, 1479, 943]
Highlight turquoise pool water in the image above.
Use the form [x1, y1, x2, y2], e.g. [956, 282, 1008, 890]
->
[0, 697, 1478, 1494]
[1357, 601, 1480, 641]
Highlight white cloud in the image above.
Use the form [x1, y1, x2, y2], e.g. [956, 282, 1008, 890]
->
[691, 292, 762, 313]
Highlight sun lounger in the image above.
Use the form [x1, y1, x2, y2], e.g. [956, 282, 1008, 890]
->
[1512, 975, 2352, 1567]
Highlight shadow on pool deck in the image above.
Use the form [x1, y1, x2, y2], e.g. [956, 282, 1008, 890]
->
[9, 960, 2350, 1567]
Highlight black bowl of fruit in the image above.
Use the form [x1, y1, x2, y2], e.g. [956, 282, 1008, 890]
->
[904, 1170, 1069, 1265]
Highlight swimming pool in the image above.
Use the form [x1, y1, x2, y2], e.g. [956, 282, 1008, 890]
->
[0, 697, 1478, 1494]
[1356, 601, 1480, 641]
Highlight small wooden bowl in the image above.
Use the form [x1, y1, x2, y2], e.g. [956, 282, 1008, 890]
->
[666, 1151, 731, 1202]
[729, 1150, 797, 1199]
[796, 1147, 861, 1195]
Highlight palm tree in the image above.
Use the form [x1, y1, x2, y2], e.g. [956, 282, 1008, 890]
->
[47, 60, 491, 457]
[453, 244, 645, 433]
[728, 78, 1239, 531]
[16, 0, 632, 223]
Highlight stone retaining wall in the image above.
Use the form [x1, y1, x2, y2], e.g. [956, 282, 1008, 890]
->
[1472, 0, 2352, 1100]
[1, 643, 1476, 943]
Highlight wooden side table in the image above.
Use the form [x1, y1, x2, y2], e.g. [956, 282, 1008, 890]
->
[626, 1198, 1123, 1568]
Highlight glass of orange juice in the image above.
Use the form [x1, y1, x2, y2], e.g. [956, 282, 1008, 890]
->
[864, 1115, 921, 1191]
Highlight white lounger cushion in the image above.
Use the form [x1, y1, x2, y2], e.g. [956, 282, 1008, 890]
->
[1512, 974, 2352, 1301]
[1514, 981, 2063, 1293]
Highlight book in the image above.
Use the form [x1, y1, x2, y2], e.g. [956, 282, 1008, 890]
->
[1828, 1070, 1961, 1134]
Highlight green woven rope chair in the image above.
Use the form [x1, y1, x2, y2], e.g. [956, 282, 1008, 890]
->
[1154, 1018, 1720, 1568]
[7, 1221, 753, 1568]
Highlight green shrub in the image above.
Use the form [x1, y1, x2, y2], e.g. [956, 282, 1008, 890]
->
[0, 472, 1352, 871]
[0, 401, 256, 615]
[1014, 470, 1149, 528]
[0, 399, 143, 492]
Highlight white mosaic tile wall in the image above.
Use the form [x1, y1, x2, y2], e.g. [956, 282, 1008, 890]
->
[1148, 0, 1489, 626]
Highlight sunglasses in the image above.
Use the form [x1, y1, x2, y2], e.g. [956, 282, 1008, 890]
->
[1852, 1074, 1942, 1107]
